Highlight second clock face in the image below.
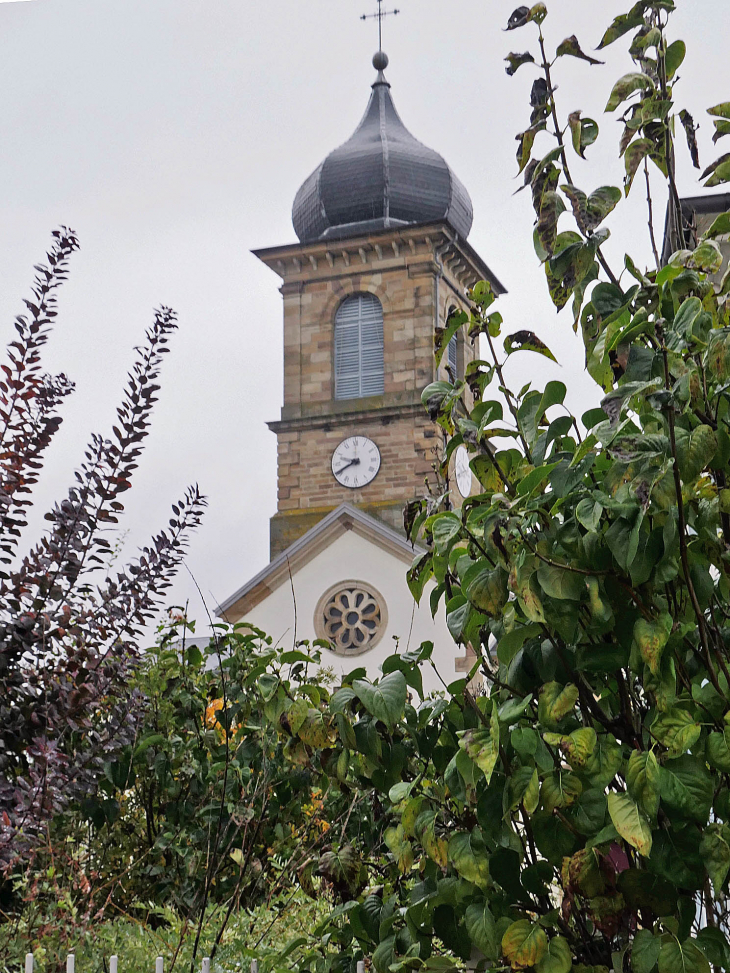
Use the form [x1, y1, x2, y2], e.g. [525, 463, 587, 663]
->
[455, 445, 473, 498]
[332, 436, 381, 489]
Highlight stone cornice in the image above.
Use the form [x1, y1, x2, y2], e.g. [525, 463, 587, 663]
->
[253, 221, 506, 297]
[268, 400, 425, 434]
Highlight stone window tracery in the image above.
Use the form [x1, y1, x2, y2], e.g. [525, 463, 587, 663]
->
[315, 581, 387, 655]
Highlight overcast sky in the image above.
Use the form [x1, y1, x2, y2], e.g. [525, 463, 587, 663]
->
[0, 0, 727, 638]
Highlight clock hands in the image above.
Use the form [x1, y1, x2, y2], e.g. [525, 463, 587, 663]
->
[334, 457, 361, 475]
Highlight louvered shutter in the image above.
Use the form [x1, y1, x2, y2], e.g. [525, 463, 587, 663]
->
[448, 334, 458, 377]
[335, 294, 384, 400]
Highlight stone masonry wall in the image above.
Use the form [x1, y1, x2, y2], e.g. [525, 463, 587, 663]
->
[259, 226, 482, 557]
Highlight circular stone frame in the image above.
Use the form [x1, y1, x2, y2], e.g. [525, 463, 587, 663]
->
[314, 580, 388, 656]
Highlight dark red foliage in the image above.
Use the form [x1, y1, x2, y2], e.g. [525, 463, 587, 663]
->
[0, 231, 206, 866]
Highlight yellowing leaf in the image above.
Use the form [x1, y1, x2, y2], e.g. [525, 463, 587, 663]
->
[503, 920, 549, 969]
[606, 73, 655, 113]
[627, 749, 660, 819]
[459, 704, 501, 783]
[607, 792, 652, 857]
[633, 613, 672, 676]
[652, 708, 701, 757]
[384, 824, 414, 875]
[538, 682, 579, 729]
[448, 830, 490, 888]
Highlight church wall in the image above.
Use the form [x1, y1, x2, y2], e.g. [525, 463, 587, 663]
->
[237, 529, 460, 696]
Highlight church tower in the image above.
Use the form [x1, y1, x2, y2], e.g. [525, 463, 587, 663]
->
[218, 50, 504, 688]
[255, 52, 504, 556]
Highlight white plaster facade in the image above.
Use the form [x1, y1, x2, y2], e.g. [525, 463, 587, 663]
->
[217, 504, 463, 696]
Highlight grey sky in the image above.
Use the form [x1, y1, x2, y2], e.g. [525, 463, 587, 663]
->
[0, 0, 727, 635]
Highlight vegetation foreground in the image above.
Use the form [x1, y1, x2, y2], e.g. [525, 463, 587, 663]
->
[6, 2, 730, 973]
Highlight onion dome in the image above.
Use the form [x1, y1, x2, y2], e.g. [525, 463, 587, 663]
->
[292, 52, 473, 243]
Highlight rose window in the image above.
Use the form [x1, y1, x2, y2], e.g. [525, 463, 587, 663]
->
[316, 583, 386, 655]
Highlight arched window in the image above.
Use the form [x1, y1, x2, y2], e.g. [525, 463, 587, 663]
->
[334, 294, 384, 400]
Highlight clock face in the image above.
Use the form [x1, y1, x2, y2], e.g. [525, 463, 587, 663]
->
[332, 436, 381, 489]
[455, 445, 473, 498]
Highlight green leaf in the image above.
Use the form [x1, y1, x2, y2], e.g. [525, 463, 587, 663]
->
[703, 155, 730, 188]
[448, 829, 490, 888]
[658, 940, 710, 973]
[624, 139, 652, 195]
[659, 755, 713, 824]
[352, 672, 407, 730]
[568, 112, 599, 159]
[465, 902, 498, 959]
[617, 869, 678, 916]
[562, 185, 621, 234]
[539, 682, 579, 728]
[633, 930, 662, 973]
[703, 210, 730, 238]
[532, 813, 579, 863]
[706, 727, 730, 772]
[497, 623, 542, 665]
[541, 770, 582, 812]
[664, 40, 686, 78]
[598, 5, 650, 49]
[446, 595, 470, 641]
[517, 463, 561, 497]
[606, 73, 655, 112]
[504, 330, 558, 363]
[627, 749, 660, 818]
[606, 517, 641, 573]
[537, 562, 586, 601]
[460, 705, 500, 784]
[407, 552, 433, 604]
[651, 708, 701, 757]
[536, 937, 572, 973]
[633, 612, 673, 676]
[257, 673, 279, 701]
[675, 425, 717, 481]
[569, 788, 607, 836]
[576, 498, 603, 531]
[556, 35, 603, 65]
[607, 791, 652, 857]
[689, 239, 723, 274]
[432, 512, 462, 554]
[709, 102, 730, 120]
[505, 6, 531, 30]
[582, 733, 622, 789]
[695, 929, 730, 971]
[696, 926, 730, 970]
[463, 561, 509, 615]
[502, 920, 549, 969]
[372, 936, 396, 973]
[699, 823, 730, 894]
[505, 51, 535, 76]
[384, 824, 414, 874]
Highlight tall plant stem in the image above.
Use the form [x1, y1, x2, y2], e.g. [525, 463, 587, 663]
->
[644, 157, 661, 269]
[537, 30, 619, 286]
[661, 348, 721, 696]
[484, 330, 533, 463]
[657, 25, 684, 255]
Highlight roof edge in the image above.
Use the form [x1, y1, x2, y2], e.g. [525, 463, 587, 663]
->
[216, 502, 425, 620]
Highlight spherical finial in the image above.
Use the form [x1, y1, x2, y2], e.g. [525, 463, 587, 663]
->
[372, 51, 389, 71]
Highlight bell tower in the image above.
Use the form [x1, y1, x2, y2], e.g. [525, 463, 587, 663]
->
[255, 53, 505, 558]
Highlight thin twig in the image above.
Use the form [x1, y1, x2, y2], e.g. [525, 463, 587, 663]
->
[644, 157, 661, 270]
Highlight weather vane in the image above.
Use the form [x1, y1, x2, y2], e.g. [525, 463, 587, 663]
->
[360, 0, 400, 53]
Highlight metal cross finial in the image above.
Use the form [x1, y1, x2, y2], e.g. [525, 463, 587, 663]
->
[360, 0, 400, 53]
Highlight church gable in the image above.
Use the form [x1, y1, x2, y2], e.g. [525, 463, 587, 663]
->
[217, 504, 459, 691]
